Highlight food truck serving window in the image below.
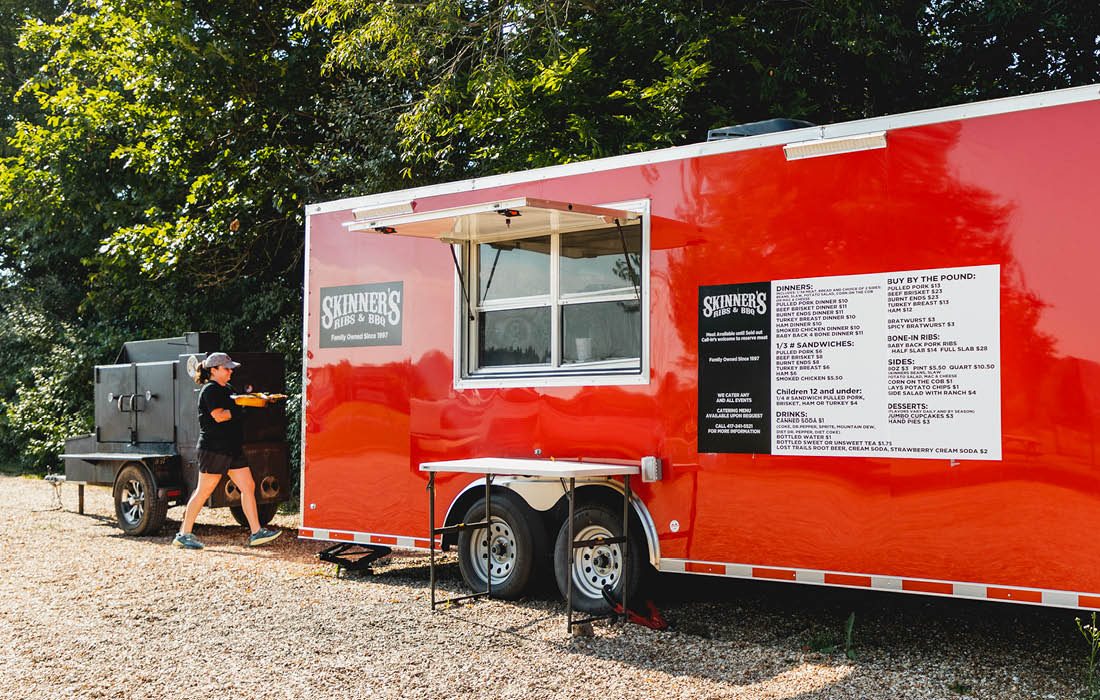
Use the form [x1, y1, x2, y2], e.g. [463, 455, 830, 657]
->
[471, 223, 642, 375]
[346, 197, 648, 386]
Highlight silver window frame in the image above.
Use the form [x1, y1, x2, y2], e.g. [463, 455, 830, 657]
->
[454, 198, 651, 389]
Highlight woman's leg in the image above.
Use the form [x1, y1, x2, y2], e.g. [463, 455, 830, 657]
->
[180, 472, 223, 535]
[227, 466, 259, 534]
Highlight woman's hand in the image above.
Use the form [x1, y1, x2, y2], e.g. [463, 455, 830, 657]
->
[211, 407, 233, 422]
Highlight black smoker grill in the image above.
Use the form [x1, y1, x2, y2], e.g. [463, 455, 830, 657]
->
[62, 332, 290, 535]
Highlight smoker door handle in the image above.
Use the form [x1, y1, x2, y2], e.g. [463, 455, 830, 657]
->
[117, 394, 135, 412]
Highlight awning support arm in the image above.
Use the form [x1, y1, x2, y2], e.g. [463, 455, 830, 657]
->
[615, 219, 641, 302]
[449, 243, 475, 322]
[483, 247, 502, 300]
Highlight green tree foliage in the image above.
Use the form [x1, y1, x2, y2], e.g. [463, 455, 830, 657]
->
[0, 0, 60, 148]
[303, 1, 721, 177]
[0, 0, 340, 468]
[303, 0, 1100, 179]
[0, 0, 1098, 470]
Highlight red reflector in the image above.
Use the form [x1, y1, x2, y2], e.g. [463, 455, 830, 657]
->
[902, 579, 953, 595]
[987, 587, 1042, 603]
[824, 573, 872, 588]
[753, 567, 797, 581]
[166, 490, 181, 498]
[685, 562, 724, 575]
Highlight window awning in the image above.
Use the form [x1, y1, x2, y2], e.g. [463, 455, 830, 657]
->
[344, 197, 642, 243]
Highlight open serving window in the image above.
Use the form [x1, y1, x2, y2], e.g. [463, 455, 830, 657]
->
[346, 197, 650, 387]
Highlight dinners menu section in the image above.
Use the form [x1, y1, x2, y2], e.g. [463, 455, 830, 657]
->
[698, 265, 1001, 460]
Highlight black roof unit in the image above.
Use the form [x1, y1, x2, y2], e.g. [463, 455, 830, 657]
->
[707, 118, 815, 141]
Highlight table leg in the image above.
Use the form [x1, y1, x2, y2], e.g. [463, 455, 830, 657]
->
[622, 474, 631, 622]
[485, 475, 492, 599]
[566, 476, 575, 634]
[429, 472, 436, 611]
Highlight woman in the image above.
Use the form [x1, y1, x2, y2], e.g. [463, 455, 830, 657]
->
[173, 352, 281, 549]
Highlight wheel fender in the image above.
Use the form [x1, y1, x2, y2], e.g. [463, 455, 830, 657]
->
[113, 460, 157, 490]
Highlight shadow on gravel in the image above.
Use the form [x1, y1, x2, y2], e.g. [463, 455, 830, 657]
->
[332, 553, 1084, 694]
[79, 513, 118, 526]
[72, 506, 1089, 686]
[646, 569, 1080, 658]
[328, 553, 1083, 653]
[95, 520, 327, 565]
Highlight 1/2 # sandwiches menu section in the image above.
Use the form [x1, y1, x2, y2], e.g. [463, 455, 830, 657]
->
[698, 264, 1001, 460]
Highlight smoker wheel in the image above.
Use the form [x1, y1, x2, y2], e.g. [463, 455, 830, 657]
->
[112, 463, 167, 536]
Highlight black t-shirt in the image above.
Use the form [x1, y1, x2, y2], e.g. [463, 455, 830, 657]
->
[197, 381, 244, 454]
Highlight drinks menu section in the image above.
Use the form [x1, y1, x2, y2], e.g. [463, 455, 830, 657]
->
[698, 265, 1001, 460]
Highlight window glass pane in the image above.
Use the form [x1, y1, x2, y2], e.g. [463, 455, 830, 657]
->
[479, 237, 551, 301]
[478, 307, 551, 366]
[559, 225, 641, 295]
[562, 300, 641, 364]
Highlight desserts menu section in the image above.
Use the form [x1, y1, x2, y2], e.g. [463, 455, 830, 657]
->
[698, 265, 1001, 460]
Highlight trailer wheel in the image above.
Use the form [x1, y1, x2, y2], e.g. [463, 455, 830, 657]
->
[457, 493, 546, 599]
[113, 463, 167, 536]
[229, 503, 279, 528]
[554, 503, 645, 614]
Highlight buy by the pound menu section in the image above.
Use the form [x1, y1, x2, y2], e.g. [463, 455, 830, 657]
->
[698, 264, 1001, 460]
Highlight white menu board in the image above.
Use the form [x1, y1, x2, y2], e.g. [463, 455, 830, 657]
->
[698, 264, 1001, 460]
[770, 264, 1000, 460]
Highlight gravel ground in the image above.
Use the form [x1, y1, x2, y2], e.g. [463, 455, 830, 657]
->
[0, 473, 1089, 699]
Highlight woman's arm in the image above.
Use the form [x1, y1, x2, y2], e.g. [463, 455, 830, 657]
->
[210, 407, 233, 423]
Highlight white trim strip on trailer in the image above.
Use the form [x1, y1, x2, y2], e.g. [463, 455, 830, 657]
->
[299, 214, 312, 519]
[659, 558, 1100, 610]
[299, 528, 436, 550]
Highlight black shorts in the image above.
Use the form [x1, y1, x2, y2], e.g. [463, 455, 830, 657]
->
[197, 449, 248, 475]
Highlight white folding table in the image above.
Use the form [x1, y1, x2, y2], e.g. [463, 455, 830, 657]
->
[420, 458, 640, 634]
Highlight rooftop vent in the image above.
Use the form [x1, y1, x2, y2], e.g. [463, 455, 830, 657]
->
[707, 118, 815, 141]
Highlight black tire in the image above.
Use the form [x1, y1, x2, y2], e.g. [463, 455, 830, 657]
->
[229, 502, 279, 528]
[457, 492, 547, 600]
[554, 502, 646, 614]
[112, 463, 167, 536]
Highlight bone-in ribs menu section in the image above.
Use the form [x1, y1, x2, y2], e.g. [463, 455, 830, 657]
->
[698, 265, 1001, 460]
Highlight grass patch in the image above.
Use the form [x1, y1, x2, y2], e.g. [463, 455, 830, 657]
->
[948, 680, 973, 695]
[802, 612, 857, 660]
[278, 500, 300, 515]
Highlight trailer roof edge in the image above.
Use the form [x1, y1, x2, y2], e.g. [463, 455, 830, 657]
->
[306, 83, 1100, 216]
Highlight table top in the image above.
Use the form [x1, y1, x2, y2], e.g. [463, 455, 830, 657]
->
[419, 457, 639, 478]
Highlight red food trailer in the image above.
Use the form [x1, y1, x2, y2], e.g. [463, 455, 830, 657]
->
[300, 84, 1100, 613]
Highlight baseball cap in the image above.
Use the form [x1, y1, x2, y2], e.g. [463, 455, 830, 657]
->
[202, 352, 241, 370]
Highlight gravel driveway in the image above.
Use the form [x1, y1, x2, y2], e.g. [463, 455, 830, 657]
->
[0, 473, 1087, 699]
